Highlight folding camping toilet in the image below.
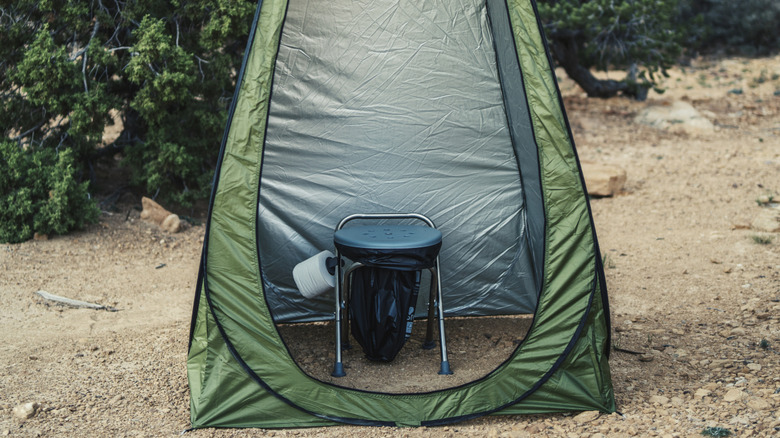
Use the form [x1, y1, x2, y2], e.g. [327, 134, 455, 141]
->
[332, 213, 450, 375]
[188, 0, 615, 428]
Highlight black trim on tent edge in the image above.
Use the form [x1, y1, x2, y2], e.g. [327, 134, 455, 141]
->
[486, 0, 547, 300]
[527, 0, 612, 358]
[201, 266, 601, 427]
[188, 0, 265, 354]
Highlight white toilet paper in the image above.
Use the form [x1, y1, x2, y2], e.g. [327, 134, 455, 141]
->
[293, 250, 336, 299]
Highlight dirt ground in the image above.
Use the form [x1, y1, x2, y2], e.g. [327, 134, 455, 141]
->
[1, 55, 779, 437]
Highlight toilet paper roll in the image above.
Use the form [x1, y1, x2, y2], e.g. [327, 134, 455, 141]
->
[293, 250, 336, 299]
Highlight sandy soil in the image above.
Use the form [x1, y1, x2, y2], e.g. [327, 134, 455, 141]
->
[1, 55, 779, 437]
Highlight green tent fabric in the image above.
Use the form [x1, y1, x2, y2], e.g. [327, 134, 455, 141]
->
[188, 0, 615, 428]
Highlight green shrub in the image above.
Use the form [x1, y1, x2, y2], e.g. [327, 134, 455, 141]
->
[0, 141, 99, 244]
[685, 0, 780, 54]
[701, 426, 732, 437]
[538, 0, 685, 99]
[1, 1, 254, 211]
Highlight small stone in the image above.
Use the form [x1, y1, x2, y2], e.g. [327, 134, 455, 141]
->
[695, 388, 712, 399]
[746, 363, 761, 372]
[526, 424, 542, 434]
[161, 214, 182, 233]
[729, 327, 746, 336]
[638, 354, 654, 362]
[573, 410, 600, 424]
[580, 161, 627, 197]
[141, 197, 182, 233]
[751, 208, 780, 233]
[140, 196, 171, 223]
[649, 395, 670, 405]
[723, 388, 744, 402]
[747, 397, 771, 411]
[12, 402, 39, 420]
[635, 101, 715, 134]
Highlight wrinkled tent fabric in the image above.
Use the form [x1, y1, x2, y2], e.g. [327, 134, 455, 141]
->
[258, 0, 540, 322]
[188, 0, 615, 429]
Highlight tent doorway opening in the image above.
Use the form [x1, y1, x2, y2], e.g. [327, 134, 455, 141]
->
[257, 0, 545, 393]
[276, 314, 533, 393]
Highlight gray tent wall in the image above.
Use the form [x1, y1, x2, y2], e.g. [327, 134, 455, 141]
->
[258, 0, 546, 323]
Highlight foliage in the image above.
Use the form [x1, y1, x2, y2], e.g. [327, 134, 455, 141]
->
[751, 235, 774, 245]
[1, 0, 255, 226]
[7, 0, 770, 242]
[701, 427, 732, 437]
[692, 0, 780, 55]
[537, 0, 685, 99]
[0, 141, 100, 243]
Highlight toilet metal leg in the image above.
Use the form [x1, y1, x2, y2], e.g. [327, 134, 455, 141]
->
[434, 257, 452, 375]
[422, 267, 438, 350]
[332, 252, 346, 377]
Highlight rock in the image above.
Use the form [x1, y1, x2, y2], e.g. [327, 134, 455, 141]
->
[12, 402, 39, 420]
[751, 208, 780, 233]
[694, 388, 712, 399]
[649, 395, 670, 405]
[526, 424, 542, 434]
[580, 161, 627, 197]
[635, 101, 714, 134]
[140, 197, 182, 233]
[140, 196, 171, 223]
[747, 363, 762, 372]
[730, 327, 746, 336]
[723, 388, 744, 402]
[161, 214, 182, 233]
[747, 397, 771, 411]
[573, 410, 600, 424]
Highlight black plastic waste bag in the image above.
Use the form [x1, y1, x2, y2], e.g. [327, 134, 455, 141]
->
[349, 266, 421, 362]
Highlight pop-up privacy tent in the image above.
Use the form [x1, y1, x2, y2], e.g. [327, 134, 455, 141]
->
[188, 0, 615, 428]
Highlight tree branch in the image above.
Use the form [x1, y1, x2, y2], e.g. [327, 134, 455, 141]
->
[11, 121, 46, 143]
[549, 34, 631, 99]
